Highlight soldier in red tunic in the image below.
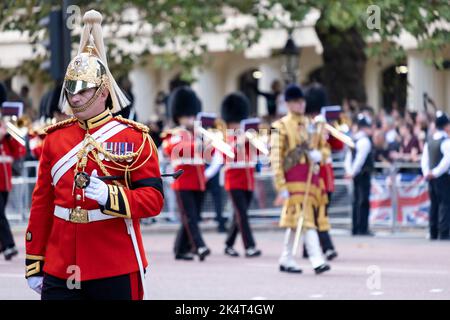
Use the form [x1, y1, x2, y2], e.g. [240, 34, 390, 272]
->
[25, 10, 164, 300]
[161, 86, 211, 261]
[0, 120, 26, 260]
[221, 93, 261, 258]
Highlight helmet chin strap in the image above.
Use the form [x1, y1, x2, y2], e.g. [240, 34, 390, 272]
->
[67, 82, 107, 114]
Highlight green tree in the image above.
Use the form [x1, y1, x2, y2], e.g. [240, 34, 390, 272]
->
[266, 0, 450, 106]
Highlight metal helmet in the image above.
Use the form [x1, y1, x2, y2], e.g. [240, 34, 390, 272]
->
[59, 10, 129, 115]
[64, 47, 108, 96]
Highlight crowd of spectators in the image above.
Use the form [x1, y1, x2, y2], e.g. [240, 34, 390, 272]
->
[365, 107, 432, 174]
[0, 79, 439, 173]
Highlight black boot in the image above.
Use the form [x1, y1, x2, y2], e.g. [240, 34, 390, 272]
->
[325, 249, 338, 261]
[314, 264, 331, 275]
[175, 252, 195, 261]
[197, 247, 211, 261]
[279, 265, 303, 273]
[224, 247, 239, 257]
[245, 247, 261, 258]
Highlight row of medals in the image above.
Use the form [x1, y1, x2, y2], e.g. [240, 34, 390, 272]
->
[85, 142, 134, 163]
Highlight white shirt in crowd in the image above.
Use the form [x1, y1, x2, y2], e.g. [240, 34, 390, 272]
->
[344, 131, 371, 177]
[385, 129, 398, 144]
[420, 130, 450, 178]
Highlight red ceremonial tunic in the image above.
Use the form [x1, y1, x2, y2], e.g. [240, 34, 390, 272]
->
[224, 135, 255, 191]
[25, 112, 164, 281]
[0, 135, 26, 191]
[162, 127, 205, 191]
[28, 132, 45, 160]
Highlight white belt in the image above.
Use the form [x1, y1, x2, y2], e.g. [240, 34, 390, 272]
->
[54, 205, 117, 223]
[225, 162, 255, 169]
[171, 159, 204, 167]
[55, 206, 147, 299]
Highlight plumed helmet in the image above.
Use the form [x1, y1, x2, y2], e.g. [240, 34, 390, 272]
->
[60, 10, 129, 114]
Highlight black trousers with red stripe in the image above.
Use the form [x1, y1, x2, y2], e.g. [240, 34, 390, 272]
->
[41, 272, 143, 300]
[225, 189, 256, 249]
[174, 190, 206, 255]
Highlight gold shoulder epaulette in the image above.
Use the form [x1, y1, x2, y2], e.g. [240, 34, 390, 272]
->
[115, 115, 149, 133]
[43, 117, 78, 134]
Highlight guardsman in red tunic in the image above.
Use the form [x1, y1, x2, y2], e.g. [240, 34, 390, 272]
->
[25, 10, 163, 300]
[0, 120, 26, 260]
[221, 93, 261, 258]
[161, 86, 210, 262]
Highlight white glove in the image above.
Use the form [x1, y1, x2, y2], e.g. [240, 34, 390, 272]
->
[308, 149, 322, 163]
[85, 169, 109, 206]
[27, 276, 43, 295]
[279, 189, 290, 200]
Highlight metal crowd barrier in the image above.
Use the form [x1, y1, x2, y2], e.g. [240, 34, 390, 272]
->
[7, 160, 428, 233]
[8, 161, 39, 222]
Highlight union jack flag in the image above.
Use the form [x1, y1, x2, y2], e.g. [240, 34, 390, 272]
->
[369, 173, 429, 226]
[369, 175, 393, 225]
[396, 173, 429, 226]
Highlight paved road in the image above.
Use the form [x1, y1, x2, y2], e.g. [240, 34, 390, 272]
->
[1, 226, 449, 300]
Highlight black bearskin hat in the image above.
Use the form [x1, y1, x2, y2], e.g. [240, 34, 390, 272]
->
[305, 84, 328, 115]
[221, 92, 250, 124]
[169, 86, 202, 125]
